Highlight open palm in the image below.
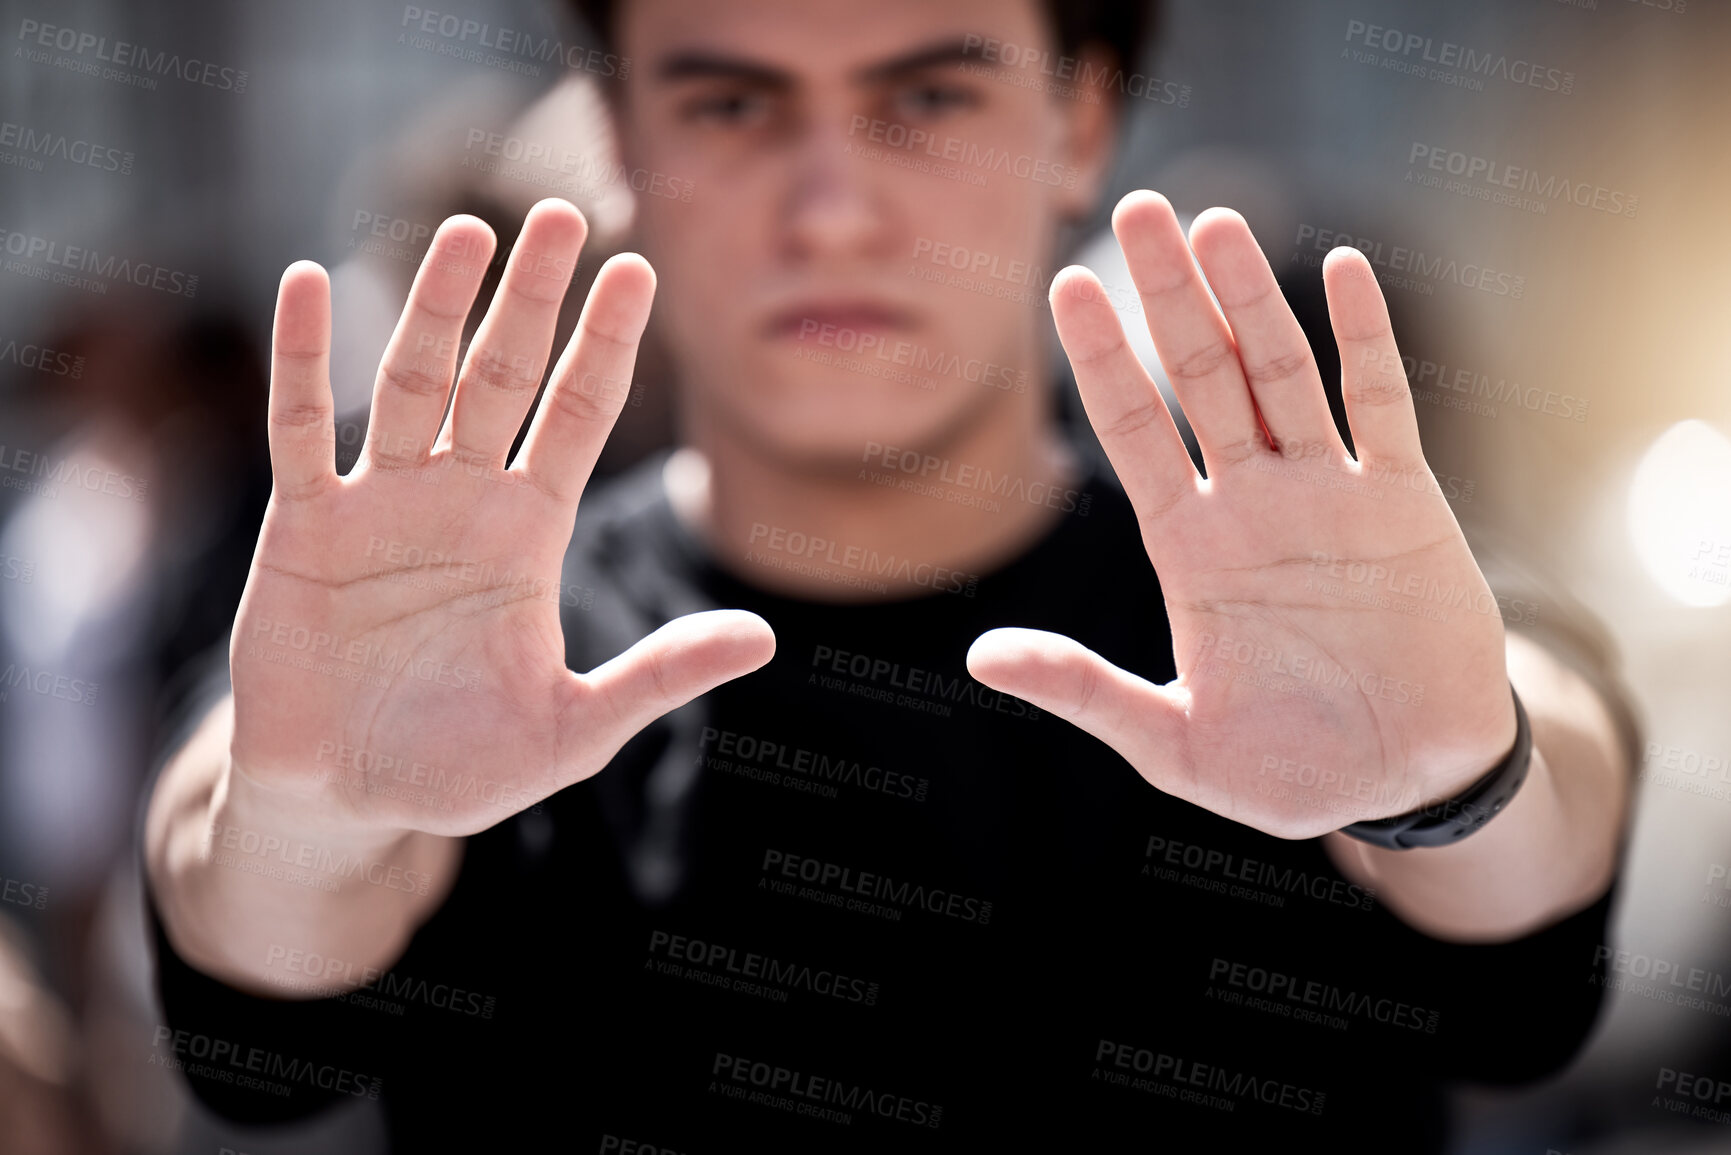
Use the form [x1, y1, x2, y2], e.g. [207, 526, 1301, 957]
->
[969, 192, 1515, 839]
[232, 200, 773, 840]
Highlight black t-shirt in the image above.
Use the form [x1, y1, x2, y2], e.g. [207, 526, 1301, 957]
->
[149, 451, 1614, 1152]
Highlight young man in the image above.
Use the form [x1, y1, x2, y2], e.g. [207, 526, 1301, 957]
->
[145, 0, 1632, 1148]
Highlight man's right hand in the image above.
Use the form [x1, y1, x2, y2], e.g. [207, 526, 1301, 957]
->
[146, 199, 774, 992]
[236, 198, 771, 839]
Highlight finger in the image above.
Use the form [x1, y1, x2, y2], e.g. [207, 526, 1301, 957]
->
[362, 216, 497, 472]
[566, 610, 777, 777]
[513, 253, 655, 505]
[1112, 191, 1261, 468]
[1188, 208, 1343, 460]
[1051, 266, 1197, 525]
[267, 261, 336, 499]
[439, 198, 589, 469]
[967, 628, 1189, 792]
[1323, 247, 1425, 466]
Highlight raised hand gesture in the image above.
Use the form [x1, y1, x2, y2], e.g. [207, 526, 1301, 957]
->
[969, 192, 1515, 838]
[234, 199, 773, 841]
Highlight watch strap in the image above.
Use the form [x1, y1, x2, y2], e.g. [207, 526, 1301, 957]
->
[1340, 686, 1532, 851]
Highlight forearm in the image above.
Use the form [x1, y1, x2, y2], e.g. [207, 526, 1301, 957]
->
[144, 695, 463, 996]
[1323, 631, 1630, 943]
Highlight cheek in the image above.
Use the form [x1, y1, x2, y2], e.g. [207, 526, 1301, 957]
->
[636, 197, 748, 321]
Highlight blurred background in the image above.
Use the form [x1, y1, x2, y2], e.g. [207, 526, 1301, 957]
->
[0, 0, 1728, 1150]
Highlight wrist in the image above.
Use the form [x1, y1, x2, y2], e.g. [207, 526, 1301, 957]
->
[1341, 685, 1532, 851]
[213, 748, 420, 862]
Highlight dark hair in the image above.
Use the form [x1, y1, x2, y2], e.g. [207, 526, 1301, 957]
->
[569, 0, 1160, 80]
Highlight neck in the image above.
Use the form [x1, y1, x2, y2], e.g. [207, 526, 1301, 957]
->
[668, 390, 1081, 602]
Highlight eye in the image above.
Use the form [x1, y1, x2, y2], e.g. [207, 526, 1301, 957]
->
[891, 82, 979, 119]
[683, 88, 772, 127]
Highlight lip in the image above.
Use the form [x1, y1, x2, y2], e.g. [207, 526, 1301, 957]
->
[763, 298, 921, 341]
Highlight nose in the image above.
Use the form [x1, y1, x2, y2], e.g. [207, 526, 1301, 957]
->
[779, 117, 893, 261]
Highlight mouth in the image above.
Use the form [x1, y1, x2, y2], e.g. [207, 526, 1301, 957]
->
[764, 300, 921, 342]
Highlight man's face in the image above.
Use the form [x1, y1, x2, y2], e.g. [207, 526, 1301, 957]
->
[614, 0, 1109, 468]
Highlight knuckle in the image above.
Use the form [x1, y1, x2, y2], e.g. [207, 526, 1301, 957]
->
[550, 372, 615, 425]
[1241, 349, 1313, 390]
[1166, 341, 1236, 383]
[1100, 398, 1168, 441]
[646, 647, 672, 704]
[1066, 653, 1098, 719]
[380, 360, 450, 399]
[1066, 332, 1132, 375]
[1346, 375, 1411, 409]
[579, 319, 635, 355]
[465, 349, 538, 395]
[1214, 436, 1267, 468]
[270, 403, 330, 431]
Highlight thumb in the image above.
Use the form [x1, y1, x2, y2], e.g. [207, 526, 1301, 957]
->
[967, 627, 1189, 787]
[564, 609, 776, 779]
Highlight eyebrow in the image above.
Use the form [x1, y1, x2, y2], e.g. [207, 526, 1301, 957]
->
[655, 38, 978, 88]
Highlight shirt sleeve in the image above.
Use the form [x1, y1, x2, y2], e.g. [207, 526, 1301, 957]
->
[140, 642, 397, 1125]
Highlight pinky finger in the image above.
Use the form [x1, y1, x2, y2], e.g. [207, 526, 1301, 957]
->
[268, 261, 337, 499]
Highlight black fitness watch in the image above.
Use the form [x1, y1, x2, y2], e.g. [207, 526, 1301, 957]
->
[1340, 686, 1532, 851]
